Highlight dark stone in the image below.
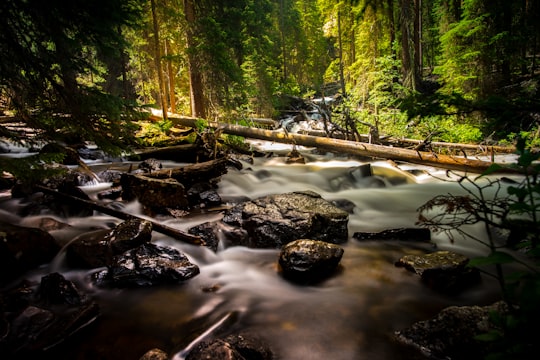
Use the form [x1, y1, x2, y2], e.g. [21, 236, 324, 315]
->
[138, 158, 163, 173]
[187, 221, 221, 252]
[395, 251, 481, 294]
[221, 191, 349, 248]
[186, 334, 273, 360]
[139, 348, 169, 360]
[0, 273, 100, 357]
[0, 221, 60, 286]
[120, 173, 189, 211]
[66, 219, 153, 268]
[98, 243, 200, 287]
[36, 272, 84, 306]
[353, 228, 431, 242]
[187, 182, 222, 208]
[279, 239, 344, 284]
[394, 301, 509, 360]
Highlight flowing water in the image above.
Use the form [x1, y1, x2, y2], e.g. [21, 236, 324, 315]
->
[0, 141, 519, 359]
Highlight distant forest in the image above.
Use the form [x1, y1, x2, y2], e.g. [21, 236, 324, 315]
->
[2, 0, 540, 149]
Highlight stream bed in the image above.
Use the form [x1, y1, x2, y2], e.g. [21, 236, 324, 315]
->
[0, 141, 514, 359]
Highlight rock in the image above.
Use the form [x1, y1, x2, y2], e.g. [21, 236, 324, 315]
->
[394, 301, 509, 359]
[0, 273, 100, 357]
[187, 221, 221, 252]
[353, 228, 431, 242]
[120, 173, 189, 211]
[66, 219, 153, 268]
[278, 239, 344, 284]
[221, 191, 349, 248]
[186, 334, 273, 360]
[0, 221, 60, 286]
[96, 243, 200, 287]
[36, 272, 85, 306]
[139, 348, 169, 360]
[138, 158, 163, 173]
[187, 182, 222, 209]
[395, 251, 481, 293]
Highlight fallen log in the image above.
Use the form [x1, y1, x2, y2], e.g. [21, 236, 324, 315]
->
[34, 185, 204, 246]
[128, 143, 199, 162]
[165, 116, 516, 174]
[145, 157, 242, 186]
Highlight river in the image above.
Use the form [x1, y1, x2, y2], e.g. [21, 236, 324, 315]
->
[0, 140, 516, 359]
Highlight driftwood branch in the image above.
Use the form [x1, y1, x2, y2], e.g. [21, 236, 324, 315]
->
[35, 185, 204, 246]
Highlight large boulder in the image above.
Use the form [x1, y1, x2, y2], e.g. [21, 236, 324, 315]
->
[395, 250, 481, 294]
[278, 239, 344, 284]
[394, 301, 509, 359]
[120, 173, 189, 211]
[94, 243, 200, 287]
[66, 219, 153, 268]
[220, 191, 349, 248]
[0, 221, 60, 285]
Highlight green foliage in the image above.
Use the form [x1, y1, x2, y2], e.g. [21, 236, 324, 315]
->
[0, 0, 145, 154]
[0, 153, 67, 185]
[417, 136, 540, 358]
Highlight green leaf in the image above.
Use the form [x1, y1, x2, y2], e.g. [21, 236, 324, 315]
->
[480, 163, 504, 176]
[475, 330, 503, 342]
[468, 251, 516, 267]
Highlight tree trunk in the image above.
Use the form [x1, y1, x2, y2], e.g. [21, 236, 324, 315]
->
[151, 0, 168, 121]
[165, 39, 176, 113]
[183, 0, 206, 118]
[165, 115, 516, 174]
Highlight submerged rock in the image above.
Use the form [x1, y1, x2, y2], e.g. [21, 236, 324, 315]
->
[279, 239, 344, 284]
[0, 221, 60, 286]
[394, 301, 509, 359]
[186, 334, 273, 360]
[0, 273, 100, 357]
[95, 243, 200, 287]
[395, 250, 481, 293]
[221, 191, 349, 248]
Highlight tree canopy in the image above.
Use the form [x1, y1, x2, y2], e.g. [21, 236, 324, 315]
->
[1, 0, 540, 149]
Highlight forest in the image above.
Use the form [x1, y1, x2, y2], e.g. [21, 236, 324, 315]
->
[2, 0, 540, 152]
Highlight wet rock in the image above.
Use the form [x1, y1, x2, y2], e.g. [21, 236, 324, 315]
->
[353, 228, 431, 242]
[0, 221, 60, 286]
[187, 182, 222, 209]
[187, 221, 221, 252]
[0, 273, 100, 357]
[36, 272, 85, 306]
[138, 158, 163, 173]
[221, 191, 349, 248]
[120, 173, 189, 211]
[66, 219, 153, 268]
[96, 243, 200, 287]
[186, 334, 273, 360]
[96, 169, 124, 183]
[140, 348, 168, 360]
[394, 301, 508, 359]
[279, 239, 344, 284]
[395, 250, 481, 293]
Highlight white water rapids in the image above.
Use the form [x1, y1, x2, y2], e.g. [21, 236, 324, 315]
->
[0, 140, 521, 359]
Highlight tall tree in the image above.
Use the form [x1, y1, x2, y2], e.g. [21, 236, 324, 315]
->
[150, 0, 168, 120]
[0, 0, 144, 152]
[183, 0, 206, 118]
